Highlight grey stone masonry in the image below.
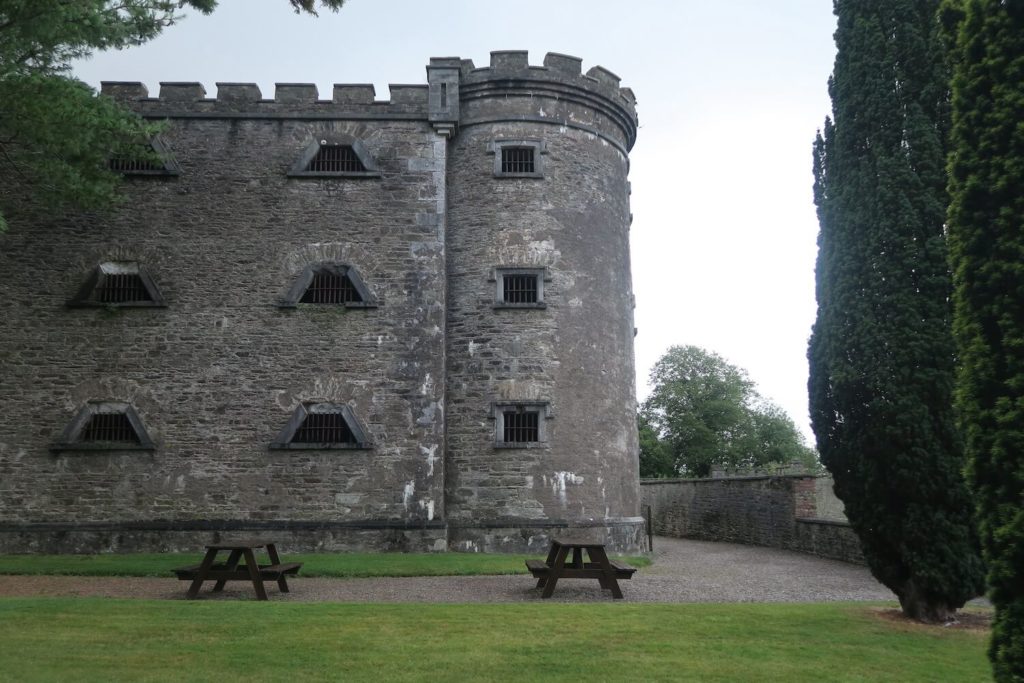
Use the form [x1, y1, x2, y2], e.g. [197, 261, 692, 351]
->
[0, 52, 642, 553]
[640, 475, 865, 565]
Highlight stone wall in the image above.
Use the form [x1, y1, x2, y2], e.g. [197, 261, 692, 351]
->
[443, 52, 642, 550]
[0, 51, 644, 553]
[640, 474, 865, 564]
[0, 114, 448, 535]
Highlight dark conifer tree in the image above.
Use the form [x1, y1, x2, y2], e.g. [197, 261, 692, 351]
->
[945, 0, 1024, 676]
[808, 0, 984, 622]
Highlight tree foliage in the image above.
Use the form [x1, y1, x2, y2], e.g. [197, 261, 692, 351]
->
[808, 0, 984, 623]
[637, 412, 674, 478]
[0, 0, 345, 231]
[944, 0, 1024, 676]
[640, 345, 817, 478]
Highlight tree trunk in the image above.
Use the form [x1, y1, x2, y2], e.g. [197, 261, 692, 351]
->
[898, 580, 957, 624]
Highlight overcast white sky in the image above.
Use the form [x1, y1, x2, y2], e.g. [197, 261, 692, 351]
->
[72, 0, 838, 444]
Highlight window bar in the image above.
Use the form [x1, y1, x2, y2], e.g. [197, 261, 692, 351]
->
[97, 274, 151, 303]
[294, 412, 356, 444]
[301, 272, 360, 304]
[309, 145, 365, 173]
[110, 157, 163, 172]
[503, 274, 538, 304]
[82, 413, 138, 443]
[502, 147, 535, 174]
[504, 410, 539, 443]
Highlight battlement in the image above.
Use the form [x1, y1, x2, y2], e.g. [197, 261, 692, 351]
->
[449, 51, 637, 119]
[447, 51, 637, 149]
[100, 80, 429, 116]
[100, 51, 636, 145]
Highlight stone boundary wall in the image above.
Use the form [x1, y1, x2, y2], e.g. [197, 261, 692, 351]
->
[640, 475, 865, 565]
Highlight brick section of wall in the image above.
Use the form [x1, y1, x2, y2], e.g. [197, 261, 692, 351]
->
[640, 476, 865, 564]
[794, 477, 818, 518]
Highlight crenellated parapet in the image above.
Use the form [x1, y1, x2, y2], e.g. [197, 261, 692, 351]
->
[100, 51, 637, 148]
[99, 81, 430, 118]
[449, 51, 638, 151]
[460, 51, 637, 113]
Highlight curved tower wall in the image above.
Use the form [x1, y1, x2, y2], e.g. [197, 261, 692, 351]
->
[443, 52, 642, 551]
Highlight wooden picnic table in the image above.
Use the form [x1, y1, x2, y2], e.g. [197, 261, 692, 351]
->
[525, 538, 636, 599]
[173, 539, 302, 601]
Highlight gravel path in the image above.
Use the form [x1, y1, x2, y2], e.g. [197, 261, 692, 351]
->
[0, 537, 895, 603]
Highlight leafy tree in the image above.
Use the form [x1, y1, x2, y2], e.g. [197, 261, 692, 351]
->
[637, 412, 674, 478]
[640, 345, 816, 478]
[808, 0, 984, 622]
[0, 0, 345, 232]
[744, 399, 820, 473]
[944, 0, 1024, 676]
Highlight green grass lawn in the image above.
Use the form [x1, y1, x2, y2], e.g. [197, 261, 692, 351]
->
[0, 599, 989, 682]
[0, 552, 650, 578]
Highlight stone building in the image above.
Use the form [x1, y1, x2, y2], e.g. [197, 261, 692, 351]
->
[0, 51, 642, 553]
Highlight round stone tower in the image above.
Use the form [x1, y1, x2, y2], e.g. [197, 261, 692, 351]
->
[435, 51, 642, 552]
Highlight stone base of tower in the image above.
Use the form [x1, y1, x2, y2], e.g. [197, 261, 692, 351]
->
[0, 521, 450, 554]
[0, 518, 646, 554]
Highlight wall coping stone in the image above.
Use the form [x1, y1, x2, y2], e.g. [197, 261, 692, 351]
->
[640, 474, 826, 485]
[796, 517, 852, 527]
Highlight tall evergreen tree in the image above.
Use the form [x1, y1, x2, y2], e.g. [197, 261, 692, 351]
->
[944, 1, 1024, 676]
[808, 0, 984, 622]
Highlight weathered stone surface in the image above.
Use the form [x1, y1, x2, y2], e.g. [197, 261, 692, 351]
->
[640, 475, 865, 565]
[0, 526, 448, 554]
[0, 52, 642, 553]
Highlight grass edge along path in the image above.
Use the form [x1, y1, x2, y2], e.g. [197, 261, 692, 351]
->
[0, 599, 989, 682]
[0, 551, 650, 578]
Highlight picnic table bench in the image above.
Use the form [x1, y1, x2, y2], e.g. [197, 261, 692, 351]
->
[526, 538, 637, 599]
[172, 539, 302, 600]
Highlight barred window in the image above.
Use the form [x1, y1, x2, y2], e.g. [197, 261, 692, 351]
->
[80, 412, 140, 444]
[281, 263, 376, 308]
[299, 270, 362, 304]
[51, 402, 156, 452]
[502, 273, 538, 304]
[494, 267, 547, 309]
[288, 138, 381, 178]
[108, 138, 179, 176]
[502, 408, 539, 443]
[493, 402, 550, 448]
[306, 145, 366, 173]
[109, 157, 166, 173]
[293, 412, 357, 445]
[270, 403, 372, 450]
[491, 139, 546, 178]
[68, 262, 166, 308]
[501, 147, 535, 174]
[95, 272, 153, 304]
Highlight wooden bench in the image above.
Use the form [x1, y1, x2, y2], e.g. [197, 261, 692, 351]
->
[174, 540, 301, 600]
[173, 562, 303, 582]
[525, 558, 637, 580]
[526, 539, 638, 599]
